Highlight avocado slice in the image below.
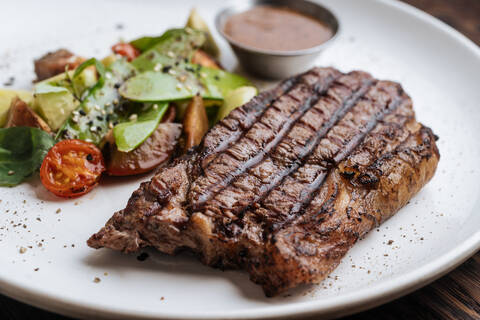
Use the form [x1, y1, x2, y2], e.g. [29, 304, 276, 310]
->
[33, 90, 80, 131]
[33, 67, 97, 131]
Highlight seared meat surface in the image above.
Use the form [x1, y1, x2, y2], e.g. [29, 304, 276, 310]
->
[6, 97, 51, 132]
[88, 67, 440, 296]
[34, 49, 84, 81]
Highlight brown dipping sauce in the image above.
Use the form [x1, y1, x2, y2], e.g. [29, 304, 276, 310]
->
[224, 6, 333, 52]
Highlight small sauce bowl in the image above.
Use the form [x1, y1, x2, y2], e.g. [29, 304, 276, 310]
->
[215, 0, 340, 79]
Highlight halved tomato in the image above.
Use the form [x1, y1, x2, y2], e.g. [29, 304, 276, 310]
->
[40, 139, 105, 198]
[111, 43, 140, 61]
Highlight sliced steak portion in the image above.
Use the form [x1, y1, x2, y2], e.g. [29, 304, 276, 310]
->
[34, 49, 84, 81]
[88, 67, 440, 296]
[6, 97, 51, 133]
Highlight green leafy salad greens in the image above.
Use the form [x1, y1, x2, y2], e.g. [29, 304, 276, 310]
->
[0, 127, 55, 186]
[0, 24, 252, 186]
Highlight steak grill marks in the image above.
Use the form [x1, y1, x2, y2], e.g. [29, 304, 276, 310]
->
[190, 68, 341, 207]
[202, 72, 376, 220]
[198, 75, 300, 170]
[87, 67, 440, 297]
[282, 98, 416, 234]
[242, 81, 407, 236]
[287, 84, 407, 219]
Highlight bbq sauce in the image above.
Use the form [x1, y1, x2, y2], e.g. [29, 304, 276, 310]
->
[224, 6, 333, 52]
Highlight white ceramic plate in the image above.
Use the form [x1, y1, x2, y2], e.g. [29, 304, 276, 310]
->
[1, 0, 479, 319]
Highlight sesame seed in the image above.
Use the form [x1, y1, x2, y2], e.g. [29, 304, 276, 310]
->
[129, 114, 138, 121]
[101, 109, 106, 115]
[73, 111, 79, 116]
[200, 72, 207, 78]
[79, 110, 87, 116]
[185, 84, 192, 91]
[108, 122, 114, 129]
[93, 105, 100, 111]
[176, 83, 183, 91]
[179, 75, 187, 82]
[153, 104, 158, 110]
[105, 72, 112, 79]
[185, 27, 193, 34]
[105, 102, 111, 107]
[19, 247, 27, 254]
[113, 99, 119, 105]
[168, 69, 177, 76]
[85, 138, 93, 143]
[7, 170, 15, 176]
[90, 126, 97, 132]
[93, 277, 101, 283]
[162, 66, 172, 73]
[72, 116, 79, 123]
[153, 63, 162, 72]
[167, 51, 175, 58]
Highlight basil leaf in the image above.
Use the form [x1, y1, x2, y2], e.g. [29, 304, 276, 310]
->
[113, 102, 168, 152]
[0, 127, 55, 186]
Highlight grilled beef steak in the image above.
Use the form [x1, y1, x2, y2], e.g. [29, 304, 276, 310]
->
[88, 67, 440, 296]
[34, 49, 84, 81]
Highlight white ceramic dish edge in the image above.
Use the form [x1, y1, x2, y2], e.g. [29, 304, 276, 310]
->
[0, 0, 479, 319]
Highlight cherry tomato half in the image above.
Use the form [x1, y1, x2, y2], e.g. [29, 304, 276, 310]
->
[111, 43, 140, 61]
[40, 139, 105, 198]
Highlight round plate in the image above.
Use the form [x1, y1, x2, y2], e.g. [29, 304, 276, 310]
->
[1, 0, 479, 319]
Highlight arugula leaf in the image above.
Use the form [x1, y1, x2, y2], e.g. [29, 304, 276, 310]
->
[0, 127, 55, 186]
[113, 102, 168, 152]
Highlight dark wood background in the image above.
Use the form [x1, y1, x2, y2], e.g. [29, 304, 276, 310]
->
[1, 0, 479, 319]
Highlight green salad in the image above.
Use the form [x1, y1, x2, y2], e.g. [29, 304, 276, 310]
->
[0, 10, 257, 197]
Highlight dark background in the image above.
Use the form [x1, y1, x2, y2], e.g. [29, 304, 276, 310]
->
[1, 0, 479, 319]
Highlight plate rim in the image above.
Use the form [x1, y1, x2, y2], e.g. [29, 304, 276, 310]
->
[1, 0, 480, 319]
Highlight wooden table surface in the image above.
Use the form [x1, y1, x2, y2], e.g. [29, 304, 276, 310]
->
[1, 0, 479, 319]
